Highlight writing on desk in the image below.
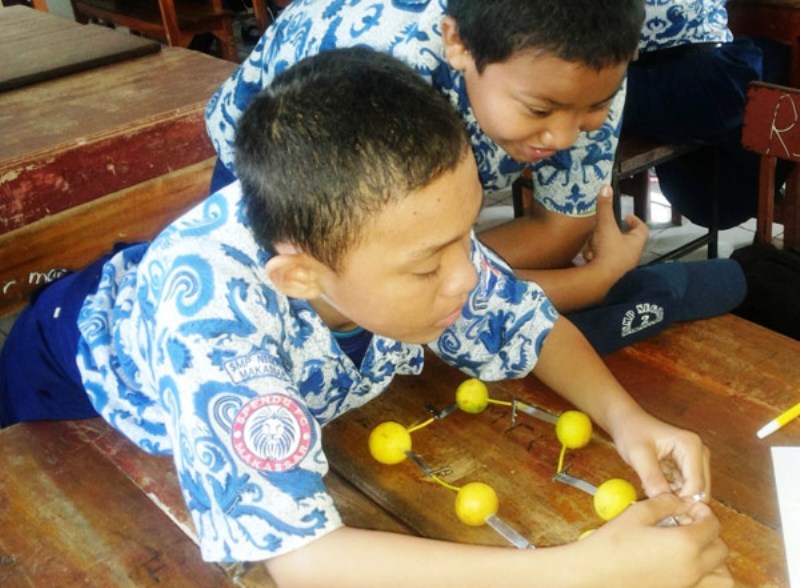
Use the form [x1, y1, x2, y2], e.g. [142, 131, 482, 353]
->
[767, 92, 800, 159]
[2, 268, 68, 295]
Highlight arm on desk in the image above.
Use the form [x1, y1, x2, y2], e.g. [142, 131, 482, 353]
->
[480, 188, 648, 312]
[266, 498, 730, 588]
[533, 316, 711, 501]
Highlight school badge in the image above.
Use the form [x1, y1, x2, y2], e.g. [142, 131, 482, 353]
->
[232, 394, 313, 472]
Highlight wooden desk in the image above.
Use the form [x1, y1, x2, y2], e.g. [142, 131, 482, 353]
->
[0, 40, 235, 318]
[1, 315, 795, 586]
[0, 5, 161, 92]
[324, 314, 797, 586]
[0, 418, 412, 586]
[68, 0, 241, 62]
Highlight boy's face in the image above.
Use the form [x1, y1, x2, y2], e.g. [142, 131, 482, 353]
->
[313, 153, 482, 344]
[444, 29, 627, 162]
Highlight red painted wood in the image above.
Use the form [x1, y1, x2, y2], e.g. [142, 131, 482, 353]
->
[742, 81, 800, 246]
[743, 82, 800, 161]
[0, 46, 235, 235]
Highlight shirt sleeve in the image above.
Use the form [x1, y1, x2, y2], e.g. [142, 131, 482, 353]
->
[429, 234, 558, 380]
[138, 244, 343, 562]
[529, 81, 626, 217]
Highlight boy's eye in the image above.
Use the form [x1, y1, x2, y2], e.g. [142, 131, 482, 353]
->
[527, 106, 552, 118]
[414, 267, 440, 280]
[589, 101, 613, 113]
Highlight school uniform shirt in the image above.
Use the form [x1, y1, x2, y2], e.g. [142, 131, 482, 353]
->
[639, 0, 732, 51]
[205, 0, 624, 217]
[75, 181, 557, 562]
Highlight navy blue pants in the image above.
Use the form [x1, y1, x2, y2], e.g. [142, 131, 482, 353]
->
[623, 37, 791, 229]
[0, 256, 110, 427]
[566, 258, 746, 356]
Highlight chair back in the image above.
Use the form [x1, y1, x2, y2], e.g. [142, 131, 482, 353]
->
[742, 81, 800, 248]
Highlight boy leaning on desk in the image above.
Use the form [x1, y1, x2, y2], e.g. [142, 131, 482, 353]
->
[204, 0, 746, 357]
[1, 48, 732, 587]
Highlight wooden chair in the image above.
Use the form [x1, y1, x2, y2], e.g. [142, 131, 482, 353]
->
[611, 135, 719, 262]
[742, 80, 800, 249]
[512, 135, 719, 264]
[2, 0, 50, 10]
[69, 0, 243, 62]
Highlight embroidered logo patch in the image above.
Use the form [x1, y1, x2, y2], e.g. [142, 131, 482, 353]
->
[621, 302, 665, 337]
[232, 394, 312, 472]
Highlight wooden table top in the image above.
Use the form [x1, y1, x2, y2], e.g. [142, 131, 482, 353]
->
[0, 6, 161, 92]
[0, 45, 234, 232]
[0, 34, 235, 318]
[324, 314, 798, 587]
[0, 314, 797, 586]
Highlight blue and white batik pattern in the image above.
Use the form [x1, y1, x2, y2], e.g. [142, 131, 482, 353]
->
[205, 0, 623, 217]
[640, 0, 733, 52]
[75, 182, 557, 562]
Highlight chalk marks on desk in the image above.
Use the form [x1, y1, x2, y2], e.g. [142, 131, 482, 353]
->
[1, 267, 68, 296]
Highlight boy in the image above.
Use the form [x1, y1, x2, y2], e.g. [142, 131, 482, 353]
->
[205, 0, 649, 313]
[1, 49, 730, 587]
[205, 0, 746, 356]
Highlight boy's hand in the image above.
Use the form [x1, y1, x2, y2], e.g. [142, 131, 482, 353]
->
[607, 408, 711, 500]
[582, 185, 649, 279]
[581, 494, 732, 588]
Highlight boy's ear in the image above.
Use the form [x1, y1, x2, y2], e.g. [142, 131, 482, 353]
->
[265, 250, 324, 300]
[441, 15, 471, 72]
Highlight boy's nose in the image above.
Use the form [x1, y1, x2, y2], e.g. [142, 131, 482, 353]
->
[442, 243, 478, 298]
[539, 115, 582, 152]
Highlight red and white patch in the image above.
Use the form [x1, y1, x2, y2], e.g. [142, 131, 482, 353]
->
[232, 394, 312, 472]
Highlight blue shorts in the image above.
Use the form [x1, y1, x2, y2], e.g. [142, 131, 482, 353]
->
[0, 255, 111, 427]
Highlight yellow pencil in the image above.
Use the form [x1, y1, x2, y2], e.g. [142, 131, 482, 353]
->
[757, 401, 800, 439]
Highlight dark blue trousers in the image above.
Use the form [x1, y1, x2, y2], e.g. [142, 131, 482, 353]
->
[0, 256, 110, 427]
[623, 37, 791, 229]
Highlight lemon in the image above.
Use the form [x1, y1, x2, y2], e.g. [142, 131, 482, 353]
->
[593, 478, 637, 521]
[368, 421, 411, 465]
[455, 378, 490, 414]
[454, 481, 499, 526]
[555, 410, 593, 449]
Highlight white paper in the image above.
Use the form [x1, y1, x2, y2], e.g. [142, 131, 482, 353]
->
[772, 446, 800, 588]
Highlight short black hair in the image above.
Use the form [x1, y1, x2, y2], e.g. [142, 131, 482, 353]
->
[235, 48, 470, 271]
[446, 0, 645, 72]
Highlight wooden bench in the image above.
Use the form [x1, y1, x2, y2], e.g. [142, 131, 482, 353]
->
[69, 0, 241, 62]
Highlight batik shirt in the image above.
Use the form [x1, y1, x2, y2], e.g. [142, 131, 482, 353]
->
[640, 0, 733, 52]
[75, 182, 557, 562]
[205, 0, 624, 217]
